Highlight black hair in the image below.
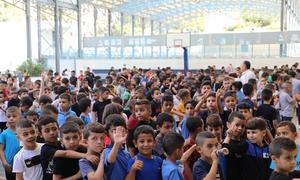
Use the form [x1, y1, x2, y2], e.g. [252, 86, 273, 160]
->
[236, 102, 251, 111]
[270, 137, 296, 157]
[206, 114, 223, 128]
[104, 114, 126, 131]
[186, 117, 203, 134]
[242, 83, 253, 96]
[224, 91, 236, 99]
[228, 112, 245, 123]
[156, 113, 174, 127]
[78, 97, 91, 113]
[97, 87, 109, 94]
[162, 132, 184, 156]
[184, 100, 197, 108]
[39, 95, 53, 105]
[271, 73, 279, 82]
[42, 104, 59, 115]
[16, 118, 35, 129]
[62, 78, 69, 84]
[36, 115, 58, 132]
[162, 95, 173, 104]
[57, 86, 69, 95]
[261, 88, 273, 101]
[246, 118, 267, 130]
[195, 131, 216, 146]
[59, 93, 71, 102]
[134, 125, 155, 140]
[18, 88, 29, 95]
[111, 96, 123, 105]
[60, 122, 80, 137]
[76, 93, 87, 102]
[248, 79, 257, 86]
[135, 99, 151, 108]
[83, 122, 105, 140]
[276, 121, 297, 133]
[150, 87, 160, 95]
[25, 110, 39, 118]
[243, 60, 251, 69]
[66, 116, 84, 127]
[232, 81, 243, 91]
[201, 80, 211, 88]
[20, 96, 33, 107]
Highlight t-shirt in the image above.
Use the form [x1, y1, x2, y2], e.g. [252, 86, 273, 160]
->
[153, 134, 165, 159]
[92, 99, 111, 124]
[0, 128, 20, 166]
[79, 155, 106, 180]
[192, 158, 223, 180]
[270, 145, 300, 170]
[71, 103, 81, 117]
[183, 138, 200, 180]
[57, 108, 77, 127]
[180, 115, 189, 139]
[127, 153, 162, 180]
[8, 98, 20, 107]
[241, 98, 255, 110]
[256, 104, 277, 133]
[162, 159, 184, 180]
[269, 171, 300, 180]
[279, 91, 294, 117]
[292, 78, 300, 95]
[13, 143, 43, 180]
[80, 114, 92, 125]
[0, 101, 7, 123]
[151, 100, 162, 117]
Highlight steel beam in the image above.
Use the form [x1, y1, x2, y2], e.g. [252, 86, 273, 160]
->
[25, 0, 32, 60]
[77, 0, 82, 58]
[54, 0, 60, 73]
[37, 2, 42, 60]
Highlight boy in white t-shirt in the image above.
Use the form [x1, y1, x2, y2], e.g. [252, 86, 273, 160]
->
[13, 119, 43, 180]
[0, 91, 8, 132]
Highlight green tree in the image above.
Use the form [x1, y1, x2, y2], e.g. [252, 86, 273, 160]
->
[17, 58, 47, 77]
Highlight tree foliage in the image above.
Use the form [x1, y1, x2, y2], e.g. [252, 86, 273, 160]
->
[17, 58, 47, 77]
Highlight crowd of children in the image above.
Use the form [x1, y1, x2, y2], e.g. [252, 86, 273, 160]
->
[0, 61, 299, 180]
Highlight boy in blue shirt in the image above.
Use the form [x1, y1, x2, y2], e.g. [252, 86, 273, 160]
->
[79, 97, 92, 125]
[0, 106, 21, 180]
[104, 114, 131, 179]
[57, 93, 76, 127]
[180, 100, 196, 139]
[126, 125, 162, 180]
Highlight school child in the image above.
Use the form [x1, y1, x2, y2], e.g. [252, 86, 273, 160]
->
[41, 104, 59, 119]
[193, 131, 224, 180]
[19, 96, 33, 118]
[183, 116, 203, 180]
[242, 118, 272, 180]
[25, 110, 39, 123]
[219, 92, 237, 130]
[8, 90, 20, 108]
[231, 81, 244, 103]
[162, 132, 196, 180]
[241, 83, 256, 110]
[162, 95, 182, 131]
[37, 95, 53, 113]
[38, 115, 98, 180]
[279, 82, 297, 121]
[92, 87, 111, 124]
[116, 76, 126, 97]
[206, 113, 224, 142]
[236, 102, 253, 121]
[150, 87, 162, 118]
[121, 80, 133, 111]
[13, 119, 43, 180]
[103, 114, 131, 179]
[181, 100, 196, 139]
[57, 93, 76, 127]
[79, 97, 92, 125]
[198, 92, 219, 127]
[222, 112, 248, 180]
[71, 93, 88, 117]
[126, 125, 162, 180]
[53, 122, 86, 179]
[79, 122, 106, 180]
[177, 89, 191, 115]
[193, 81, 212, 101]
[269, 137, 300, 180]
[0, 107, 21, 180]
[153, 112, 174, 158]
[0, 91, 8, 132]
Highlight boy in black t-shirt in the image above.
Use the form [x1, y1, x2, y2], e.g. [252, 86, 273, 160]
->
[92, 87, 111, 124]
[150, 87, 162, 118]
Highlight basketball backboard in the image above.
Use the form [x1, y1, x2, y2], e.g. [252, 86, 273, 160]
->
[166, 32, 191, 48]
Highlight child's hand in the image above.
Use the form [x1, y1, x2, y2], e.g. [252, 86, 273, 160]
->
[86, 154, 100, 165]
[211, 149, 218, 162]
[131, 159, 143, 171]
[3, 163, 12, 173]
[216, 86, 225, 98]
[113, 127, 127, 145]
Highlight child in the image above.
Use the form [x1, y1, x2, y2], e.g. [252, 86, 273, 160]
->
[181, 100, 196, 139]
[53, 122, 86, 179]
[116, 76, 126, 97]
[162, 95, 182, 130]
[231, 81, 244, 103]
[269, 137, 300, 180]
[236, 102, 253, 121]
[177, 89, 191, 115]
[19, 96, 33, 118]
[104, 114, 131, 179]
[0, 107, 21, 180]
[79, 97, 92, 125]
[219, 92, 237, 130]
[13, 119, 43, 180]
[0, 91, 8, 132]
[206, 113, 224, 142]
[222, 112, 247, 180]
[25, 110, 39, 123]
[38, 115, 98, 180]
[92, 87, 111, 123]
[79, 122, 106, 179]
[198, 92, 219, 127]
[150, 87, 162, 118]
[279, 82, 297, 121]
[241, 83, 256, 111]
[57, 93, 76, 127]
[153, 112, 174, 158]
[126, 125, 162, 180]
[8, 90, 20, 107]
[41, 104, 59, 119]
[242, 118, 272, 180]
[193, 131, 224, 180]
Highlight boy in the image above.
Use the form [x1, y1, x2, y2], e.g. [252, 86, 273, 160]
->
[104, 114, 131, 179]
[181, 100, 196, 139]
[13, 119, 43, 180]
[236, 102, 253, 121]
[20, 96, 33, 118]
[41, 104, 59, 119]
[231, 81, 244, 103]
[79, 122, 106, 180]
[206, 114, 224, 142]
[8, 90, 20, 107]
[0, 106, 21, 180]
[79, 97, 92, 125]
[150, 87, 162, 118]
[25, 110, 39, 124]
[153, 112, 174, 158]
[269, 137, 300, 180]
[57, 93, 76, 127]
[241, 83, 256, 110]
[92, 87, 111, 124]
[222, 112, 247, 180]
[193, 131, 223, 180]
[242, 118, 272, 180]
[116, 76, 126, 97]
[177, 89, 191, 115]
[126, 125, 163, 180]
[38, 115, 98, 180]
[0, 91, 8, 132]
[162, 95, 182, 129]
[53, 122, 86, 179]
[279, 82, 297, 121]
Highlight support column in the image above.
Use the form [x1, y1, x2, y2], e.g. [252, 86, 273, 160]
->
[25, 0, 32, 60]
[142, 18, 145, 58]
[280, 0, 287, 57]
[108, 9, 111, 58]
[150, 20, 154, 58]
[159, 22, 162, 57]
[120, 13, 124, 59]
[54, 0, 60, 73]
[132, 15, 135, 58]
[59, 9, 63, 57]
[77, 0, 82, 58]
[37, 2, 41, 60]
[93, 6, 97, 56]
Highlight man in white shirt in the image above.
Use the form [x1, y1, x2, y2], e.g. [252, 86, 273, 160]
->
[238, 60, 256, 84]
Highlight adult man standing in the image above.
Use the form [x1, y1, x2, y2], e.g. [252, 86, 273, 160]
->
[238, 60, 256, 84]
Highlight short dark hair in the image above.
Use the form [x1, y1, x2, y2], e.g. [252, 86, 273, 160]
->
[60, 122, 80, 137]
[178, 89, 190, 99]
[156, 113, 174, 127]
[83, 122, 105, 140]
[97, 87, 109, 94]
[237, 102, 251, 111]
[25, 110, 39, 118]
[42, 104, 58, 115]
[261, 88, 273, 101]
[78, 98, 91, 113]
[134, 125, 155, 140]
[270, 137, 296, 157]
[6, 106, 20, 115]
[66, 116, 84, 127]
[162, 95, 173, 104]
[150, 87, 160, 95]
[224, 91, 236, 100]
[184, 100, 197, 108]
[135, 99, 151, 109]
[59, 93, 71, 102]
[201, 81, 211, 89]
[206, 114, 223, 128]
[39, 95, 53, 105]
[276, 121, 297, 133]
[246, 118, 267, 130]
[195, 131, 216, 146]
[243, 83, 253, 96]
[36, 115, 58, 132]
[20, 97, 33, 107]
[232, 81, 243, 91]
[186, 117, 203, 134]
[243, 60, 251, 69]
[104, 114, 126, 131]
[162, 132, 184, 156]
[228, 112, 245, 123]
[17, 118, 35, 130]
